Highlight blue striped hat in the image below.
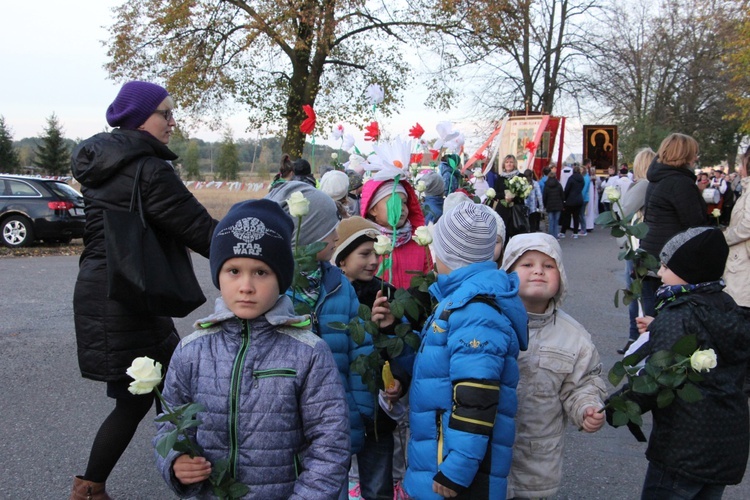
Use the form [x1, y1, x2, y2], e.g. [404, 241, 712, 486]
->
[432, 201, 497, 271]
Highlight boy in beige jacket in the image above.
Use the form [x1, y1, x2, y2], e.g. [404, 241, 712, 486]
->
[502, 233, 607, 499]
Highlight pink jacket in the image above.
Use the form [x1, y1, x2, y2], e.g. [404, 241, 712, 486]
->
[360, 178, 433, 289]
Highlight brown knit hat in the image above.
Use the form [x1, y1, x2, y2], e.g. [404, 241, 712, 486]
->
[332, 216, 381, 265]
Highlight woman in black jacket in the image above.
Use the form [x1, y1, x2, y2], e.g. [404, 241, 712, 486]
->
[560, 165, 585, 238]
[493, 154, 528, 240]
[543, 172, 564, 238]
[69, 81, 217, 499]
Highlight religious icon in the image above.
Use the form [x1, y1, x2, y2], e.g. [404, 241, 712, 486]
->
[583, 125, 617, 173]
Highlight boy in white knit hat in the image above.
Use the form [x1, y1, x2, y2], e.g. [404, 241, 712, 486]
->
[404, 201, 528, 500]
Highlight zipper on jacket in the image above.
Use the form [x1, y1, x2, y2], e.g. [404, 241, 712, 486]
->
[436, 411, 444, 466]
[228, 319, 251, 477]
[252, 368, 297, 379]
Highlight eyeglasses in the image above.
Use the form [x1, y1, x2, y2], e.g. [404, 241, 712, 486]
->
[153, 109, 174, 121]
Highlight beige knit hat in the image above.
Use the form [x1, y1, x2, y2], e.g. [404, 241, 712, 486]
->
[332, 216, 381, 265]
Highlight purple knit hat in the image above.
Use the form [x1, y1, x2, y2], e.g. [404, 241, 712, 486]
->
[106, 81, 170, 130]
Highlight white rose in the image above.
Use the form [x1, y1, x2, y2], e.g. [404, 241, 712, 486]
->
[126, 357, 163, 395]
[414, 226, 433, 246]
[287, 191, 310, 217]
[416, 181, 427, 193]
[373, 235, 392, 255]
[604, 185, 621, 202]
[331, 152, 339, 160]
[690, 348, 717, 372]
[711, 208, 721, 218]
[485, 188, 496, 199]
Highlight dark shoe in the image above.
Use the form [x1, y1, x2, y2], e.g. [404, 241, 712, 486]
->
[617, 340, 634, 355]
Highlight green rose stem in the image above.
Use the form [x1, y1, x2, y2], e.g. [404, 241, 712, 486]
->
[153, 388, 203, 458]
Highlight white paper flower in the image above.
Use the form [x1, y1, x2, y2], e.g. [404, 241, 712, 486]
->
[368, 136, 415, 181]
[342, 133, 356, 152]
[345, 154, 368, 175]
[365, 83, 385, 105]
[414, 226, 433, 246]
[287, 191, 310, 217]
[331, 124, 344, 141]
[433, 121, 460, 151]
[690, 348, 717, 372]
[126, 357, 163, 395]
[373, 235, 392, 255]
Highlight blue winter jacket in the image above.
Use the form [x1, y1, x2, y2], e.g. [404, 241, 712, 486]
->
[286, 261, 374, 454]
[154, 296, 350, 499]
[423, 195, 444, 224]
[404, 262, 528, 500]
[440, 158, 463, 196]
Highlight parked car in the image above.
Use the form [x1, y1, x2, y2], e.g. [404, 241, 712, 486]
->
[0, 175, 85, 247]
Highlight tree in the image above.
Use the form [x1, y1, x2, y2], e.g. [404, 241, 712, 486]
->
[587, 0, 744, 164]
[34, 113, 70, 176]
[104, 0, 472, 157]
[216, 130, 240, 181]
[725, 2, 750, 135]
[183, 140, 202, 180]
[0, 116, 21, 174]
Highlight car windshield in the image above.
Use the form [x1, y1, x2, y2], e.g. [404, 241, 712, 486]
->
[48, 181, 83, 200]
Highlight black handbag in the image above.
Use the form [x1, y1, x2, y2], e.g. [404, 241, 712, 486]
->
[511, 203, 530, 234]
[104, 158, 206, 317]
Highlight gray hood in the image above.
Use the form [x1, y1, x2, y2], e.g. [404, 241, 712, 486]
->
[501, 233, 567, 306]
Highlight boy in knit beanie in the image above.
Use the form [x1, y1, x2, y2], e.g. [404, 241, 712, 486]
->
[404, 201, 528, 500]
[606, 227, 750, 499]
[420, 171, 445, 224]
[155, 199, 349, 499]
[265, 181, 380, 498]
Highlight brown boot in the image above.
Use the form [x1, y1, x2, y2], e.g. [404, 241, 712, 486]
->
[70, 476, 112, 500]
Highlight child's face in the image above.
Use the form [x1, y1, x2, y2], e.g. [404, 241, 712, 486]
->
[219, 258, 280, 320]
[368, 193, 408, 228]
[316, 228, 339, 262]
[493, 238, 503, 265]
[658, 264, 688, 286]
[511, 250, 560, 314]
[434, 257, 451, 275]
[339, 240, 379, 282]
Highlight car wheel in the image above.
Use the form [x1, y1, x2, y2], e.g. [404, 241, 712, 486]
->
[2, 215, 35, 247]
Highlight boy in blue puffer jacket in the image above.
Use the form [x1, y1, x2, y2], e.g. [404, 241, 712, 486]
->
[155, 199, 349, 498]
[404, 201, 528, 500]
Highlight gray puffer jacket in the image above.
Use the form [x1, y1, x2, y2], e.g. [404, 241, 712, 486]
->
[155, 296, 350, 499]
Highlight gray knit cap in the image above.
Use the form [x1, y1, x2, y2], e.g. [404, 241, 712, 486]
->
[421, 171, 445, 197]
[264, 181, 340, 247]
[432, 201, 497, 271]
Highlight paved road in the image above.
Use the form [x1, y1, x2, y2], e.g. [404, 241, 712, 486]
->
[1, 228, 748, 499]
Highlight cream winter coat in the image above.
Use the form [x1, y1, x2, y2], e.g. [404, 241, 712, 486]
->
[502, 233, 607, 499]
[724, 176, 750, 308]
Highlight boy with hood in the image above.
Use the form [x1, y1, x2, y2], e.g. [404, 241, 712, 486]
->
[502, 233, 607, 499]
[361, 176, 432, 289]
[404, 202, 528, 500]
[154, 199, 349, 498]
[609, 227, 750, 499]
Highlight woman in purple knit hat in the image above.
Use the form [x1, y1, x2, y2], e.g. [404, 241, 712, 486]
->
[68, 81, 217, 499]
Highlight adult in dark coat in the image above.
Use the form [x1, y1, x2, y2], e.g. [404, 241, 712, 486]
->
[69, 81, 217, 499]
[560, 166, 585, 238]
[640, 133, 708, 318]
[543, 174, 564, 238]
[494, 154, 528, 241]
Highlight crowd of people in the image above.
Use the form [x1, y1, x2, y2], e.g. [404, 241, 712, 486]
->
[68, 81, 750, 500]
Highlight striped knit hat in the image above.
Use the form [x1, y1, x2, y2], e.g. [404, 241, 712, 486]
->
[432, 201, 497, 271]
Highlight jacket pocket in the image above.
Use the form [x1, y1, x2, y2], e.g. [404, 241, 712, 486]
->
[253, 368, 297, 379]
[537, 346, 575, 374]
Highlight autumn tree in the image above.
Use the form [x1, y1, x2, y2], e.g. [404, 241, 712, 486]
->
[183, 141, 202, 180]
[104, 0, 479, 157]
[216, 130, 240, 181]
[725, 2, 750, 135]
[0, 116, 21, 174]
[587, 0, 744, 164]
[34, 113, 70, 176]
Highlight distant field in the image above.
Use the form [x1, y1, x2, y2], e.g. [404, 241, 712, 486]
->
[189, 186, 267, 220]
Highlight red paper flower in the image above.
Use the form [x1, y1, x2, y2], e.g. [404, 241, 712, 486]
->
[409, 123, 425, 139]
[364, 121, 380, 142]
[430, 149, 440, 160]
[473, 152, 487, 161]
[525, 141, 537, 153]
[300, 105, 316, 135]
[410, 153, 424, 165]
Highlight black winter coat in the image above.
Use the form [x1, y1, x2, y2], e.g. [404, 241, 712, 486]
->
[641, 160, 707, 258]
[543, 176, 564, 212]
[627, 286, 750, 484]
[71, 129, 217, 382]
[563, 172, 585, 207]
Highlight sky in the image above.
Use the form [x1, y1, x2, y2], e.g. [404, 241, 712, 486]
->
[0, 0, 581, 159]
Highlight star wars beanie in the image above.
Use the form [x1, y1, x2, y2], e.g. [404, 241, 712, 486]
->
[432, 201, 497, 271]
[659, 227, 729, 284]
[264, 181, 340, 247]
[210, 199, 295, 291]
[106, 81, 170, 130]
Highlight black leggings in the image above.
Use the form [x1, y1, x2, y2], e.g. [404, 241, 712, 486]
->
[83, 393, 154, 483]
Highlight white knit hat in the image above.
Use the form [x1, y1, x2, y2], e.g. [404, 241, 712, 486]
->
[320, 170, 350, 201]
[432, 201, 497, 271]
